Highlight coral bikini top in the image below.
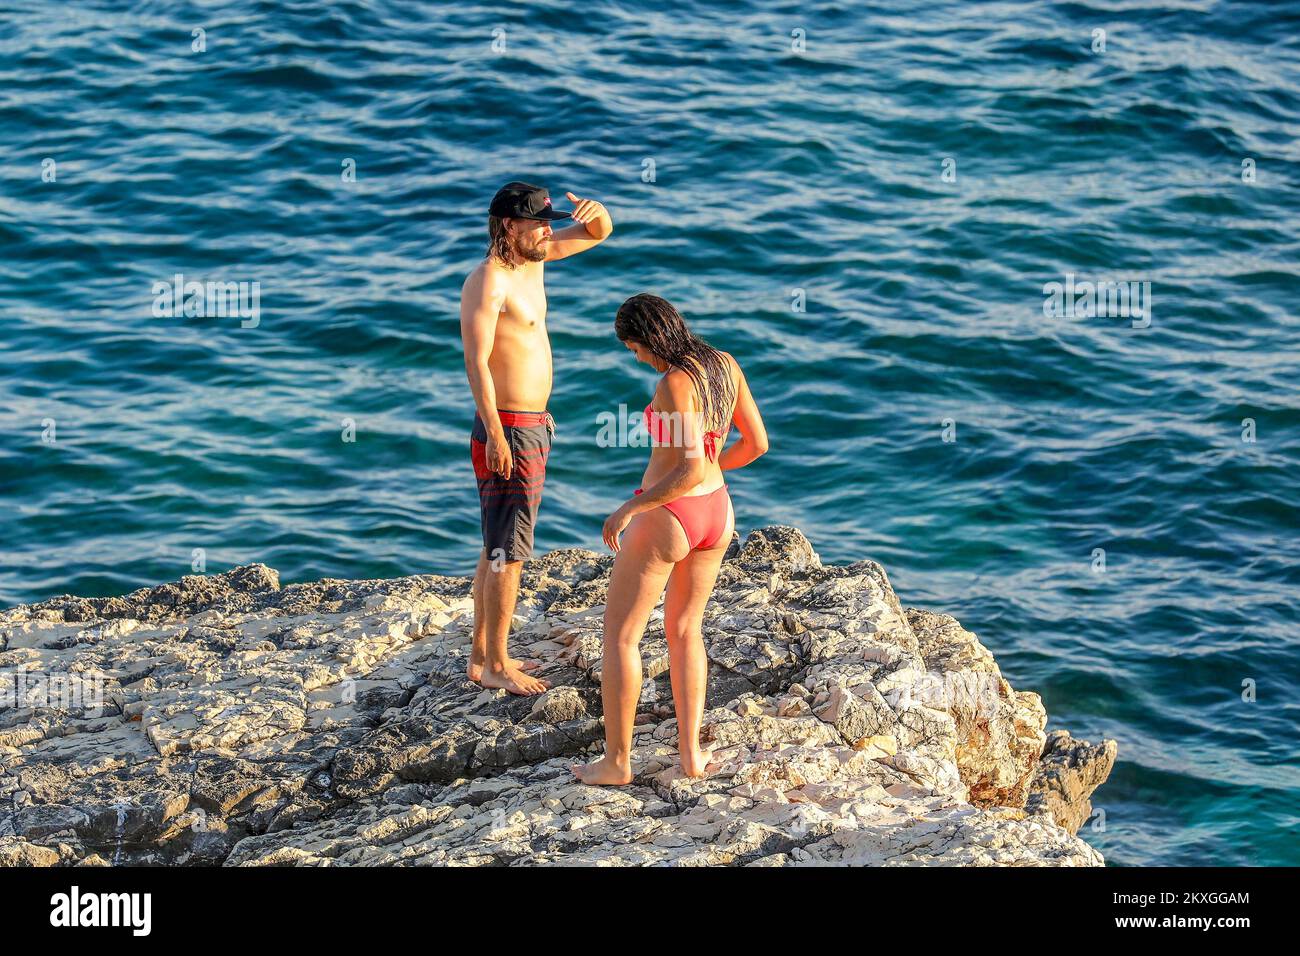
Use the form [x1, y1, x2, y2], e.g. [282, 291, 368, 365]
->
[644, 403, 730, 462]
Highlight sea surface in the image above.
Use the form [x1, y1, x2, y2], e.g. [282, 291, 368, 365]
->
[1, 0, 1297, 866]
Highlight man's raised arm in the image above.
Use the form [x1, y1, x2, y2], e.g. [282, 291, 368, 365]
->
[545, 191, 613, 261]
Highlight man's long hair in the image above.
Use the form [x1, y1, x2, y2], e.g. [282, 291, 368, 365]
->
[487, 215, 515, 266]
[615, 293, 736, 434]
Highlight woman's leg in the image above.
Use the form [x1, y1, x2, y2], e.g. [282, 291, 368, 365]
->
[572, 508, 688, 785]
[663, 497, 734, 777]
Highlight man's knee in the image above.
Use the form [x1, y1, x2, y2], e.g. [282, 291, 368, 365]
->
[482, 557, 522, 590]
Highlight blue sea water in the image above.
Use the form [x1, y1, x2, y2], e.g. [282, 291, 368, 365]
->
[1, 0, 1297, 865]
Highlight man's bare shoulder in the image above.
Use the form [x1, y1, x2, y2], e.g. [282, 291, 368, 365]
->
[463, 257, 512, 301]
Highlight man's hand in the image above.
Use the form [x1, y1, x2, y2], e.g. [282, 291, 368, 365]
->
[565, 192, 607, 225]
[545, 193, 613, 260]
[486, 430, 513, 479]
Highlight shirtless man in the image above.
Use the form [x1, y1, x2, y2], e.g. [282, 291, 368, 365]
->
[461, 181, 613, 695]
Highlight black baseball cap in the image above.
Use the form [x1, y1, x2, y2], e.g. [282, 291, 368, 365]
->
[489, 181, 572, 221]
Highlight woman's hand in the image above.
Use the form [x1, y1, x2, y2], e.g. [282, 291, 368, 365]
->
[602, 502, 635, 553]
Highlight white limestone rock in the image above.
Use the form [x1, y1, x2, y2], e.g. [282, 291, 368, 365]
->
[0, 527, 1114, 866]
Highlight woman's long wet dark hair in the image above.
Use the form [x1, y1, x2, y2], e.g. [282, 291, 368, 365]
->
[615, 293, 736, 433]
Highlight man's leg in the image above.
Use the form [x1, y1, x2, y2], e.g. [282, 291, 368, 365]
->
[467, 550, 487, 681]
[468, 413, 549, 695]
[468, 550, 539, 682]
[477, 556, 548, 695]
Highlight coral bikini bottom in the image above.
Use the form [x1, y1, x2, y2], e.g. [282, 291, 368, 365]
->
[634, 484, 732, 551]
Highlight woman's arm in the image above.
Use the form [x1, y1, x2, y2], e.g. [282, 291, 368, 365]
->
[718, 358, 767, 471]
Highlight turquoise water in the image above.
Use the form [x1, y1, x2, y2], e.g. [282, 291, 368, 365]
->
[1, 1, 1297, 865]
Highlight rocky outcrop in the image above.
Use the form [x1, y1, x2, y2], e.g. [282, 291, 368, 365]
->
[906, 608, 1051, 809]
[1025, 730, 1117, 836]
[0, 527, 1115, 866]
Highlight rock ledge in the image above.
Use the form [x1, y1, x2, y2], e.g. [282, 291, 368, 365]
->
[0, 527, 1114, 866]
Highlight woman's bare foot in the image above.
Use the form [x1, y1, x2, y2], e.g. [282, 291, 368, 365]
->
[571, 754, 634, 786]
[479, 665, 549, 696]
[679, 747, 722, 779]
[468, 655, 539, 683]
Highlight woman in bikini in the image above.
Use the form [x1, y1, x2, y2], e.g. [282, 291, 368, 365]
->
[572, 293, 768, 786]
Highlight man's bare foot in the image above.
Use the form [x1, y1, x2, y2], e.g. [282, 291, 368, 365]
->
[468, 656, 539, 683]
[479, 665, 549, 696]
[571, 755, 633, 786]
[679, 747, 722, 779]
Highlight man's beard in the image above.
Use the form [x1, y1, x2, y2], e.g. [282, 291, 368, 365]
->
[511, 236, 547, 263]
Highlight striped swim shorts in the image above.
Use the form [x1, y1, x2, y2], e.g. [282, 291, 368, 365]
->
[470, 409, 554, 562]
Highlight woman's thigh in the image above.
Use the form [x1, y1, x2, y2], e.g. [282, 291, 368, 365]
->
[605, 507, 690, 641]
[663, 499, 734, 638]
